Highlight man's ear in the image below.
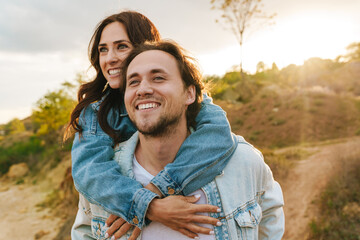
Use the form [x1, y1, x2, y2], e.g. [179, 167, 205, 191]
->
[185, 85, 196, 106]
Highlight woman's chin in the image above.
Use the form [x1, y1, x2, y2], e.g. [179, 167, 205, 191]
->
[108, 81, 121, 89]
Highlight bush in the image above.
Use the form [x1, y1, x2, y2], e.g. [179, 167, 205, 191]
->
[0, 136, 44, 175]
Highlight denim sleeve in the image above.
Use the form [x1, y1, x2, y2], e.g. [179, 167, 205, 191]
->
[151, 94, 237, 196]
[259, 164, 285, 239]
[71, 106, 158, 228]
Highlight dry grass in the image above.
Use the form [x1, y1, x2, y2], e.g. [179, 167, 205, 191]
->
[307, 143, 360, 239]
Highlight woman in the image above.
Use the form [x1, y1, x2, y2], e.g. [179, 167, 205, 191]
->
[67, 11, 236, 240]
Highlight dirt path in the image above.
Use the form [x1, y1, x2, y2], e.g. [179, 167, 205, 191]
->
[281, 137, 360, 239]
[0, 182, 62, 240]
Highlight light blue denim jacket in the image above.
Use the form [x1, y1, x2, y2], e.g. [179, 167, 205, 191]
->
[71, 94, 237, 228]
[72, 132, 284, 240]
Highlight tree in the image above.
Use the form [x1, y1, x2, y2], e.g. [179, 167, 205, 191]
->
[345, 42, 360, 62]
[210, 0, 275, 74]
[32, 86, 76, 138]
[256, 61, 266, 73]
[3, 118, 25, 135]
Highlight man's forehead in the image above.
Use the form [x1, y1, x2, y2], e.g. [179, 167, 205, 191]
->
[127, 50, 178, 77]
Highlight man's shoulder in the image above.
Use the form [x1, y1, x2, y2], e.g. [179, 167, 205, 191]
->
[231, 136, 265, 167]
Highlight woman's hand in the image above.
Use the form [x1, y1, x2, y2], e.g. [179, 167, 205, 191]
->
[146, 194, 221, 239]
[105, 215, 141, 240]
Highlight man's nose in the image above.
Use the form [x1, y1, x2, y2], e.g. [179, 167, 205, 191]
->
[136, 80, 154, 96]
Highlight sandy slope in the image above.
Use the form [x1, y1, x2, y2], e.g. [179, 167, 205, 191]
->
[0, 182, 62, 240]
[281, 137, 360, 239]
[0, 155, 71, 240]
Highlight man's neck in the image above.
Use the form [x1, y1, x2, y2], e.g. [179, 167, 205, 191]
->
[135, 123, 189, 176]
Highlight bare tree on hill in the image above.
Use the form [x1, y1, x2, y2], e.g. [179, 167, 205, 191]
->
[210, 0, 276, 75]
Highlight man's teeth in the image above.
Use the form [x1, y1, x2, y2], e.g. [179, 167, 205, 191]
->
[108, 69, 121, 75]
[138, 103, 159, 110]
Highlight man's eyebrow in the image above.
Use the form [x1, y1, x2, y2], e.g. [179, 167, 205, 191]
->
[127, 68, 167, 81]
[150, 68, 167, 74]
[127, 72, 139, 80]
[98, 39, 130, 47]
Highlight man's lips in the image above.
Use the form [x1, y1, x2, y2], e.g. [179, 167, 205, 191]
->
[136, 102, 160, 110]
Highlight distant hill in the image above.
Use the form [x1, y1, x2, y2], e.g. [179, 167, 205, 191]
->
[216, 87, 360, 148]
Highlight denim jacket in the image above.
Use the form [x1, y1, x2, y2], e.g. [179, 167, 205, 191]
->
[71, 94, 237, 228]
[72, 132, 284, 240]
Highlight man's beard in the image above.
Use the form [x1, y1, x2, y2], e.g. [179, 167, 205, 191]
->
[134, 111, 183, 138]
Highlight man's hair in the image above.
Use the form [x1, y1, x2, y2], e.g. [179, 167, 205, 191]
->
[121, 40, 204, 128]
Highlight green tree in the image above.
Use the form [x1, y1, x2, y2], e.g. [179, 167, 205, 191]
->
[32, 87, 76, 138]
[3, 118, 25, 135]
[210, 0, 275, 74]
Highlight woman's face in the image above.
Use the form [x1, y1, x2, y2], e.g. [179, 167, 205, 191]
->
[99, 22, 133, 89]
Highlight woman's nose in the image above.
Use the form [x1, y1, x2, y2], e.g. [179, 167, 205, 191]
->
[106, 49, 119, 64]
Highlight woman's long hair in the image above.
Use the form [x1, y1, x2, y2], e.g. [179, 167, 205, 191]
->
[65, 11, 161, 143]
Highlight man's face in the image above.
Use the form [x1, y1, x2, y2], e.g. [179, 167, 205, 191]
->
[124, 50, 195, 137]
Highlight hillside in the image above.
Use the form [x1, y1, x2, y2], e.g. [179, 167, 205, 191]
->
[0, 49, 359, 239]
[217, 88, 360, 149]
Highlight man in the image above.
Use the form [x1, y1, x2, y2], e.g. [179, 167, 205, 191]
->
[72, 41, 284, 239]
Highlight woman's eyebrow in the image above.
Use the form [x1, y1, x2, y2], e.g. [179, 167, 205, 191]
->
[98, 40, 131, 47]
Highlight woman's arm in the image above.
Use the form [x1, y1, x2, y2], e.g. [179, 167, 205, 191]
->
[151, 94, 237, 196]
[71, 105, 158, 228]
[72, 95, 235, 228]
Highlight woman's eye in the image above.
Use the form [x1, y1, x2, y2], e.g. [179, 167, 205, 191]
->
[99, 47, 107, 53]
[118, 44, 129, 50]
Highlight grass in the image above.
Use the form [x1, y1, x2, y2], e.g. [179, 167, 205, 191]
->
[263, 147, 312, 180]
[308, 154, 360, 239]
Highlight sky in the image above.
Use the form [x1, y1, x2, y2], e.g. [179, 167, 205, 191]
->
[0, 0, 359, 124]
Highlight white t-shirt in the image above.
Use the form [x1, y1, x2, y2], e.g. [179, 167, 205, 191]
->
[133, 157, 215, 240]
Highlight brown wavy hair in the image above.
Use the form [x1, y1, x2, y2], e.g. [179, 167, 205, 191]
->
[120, 41, 204, 128]
[65, 11, 161, 143]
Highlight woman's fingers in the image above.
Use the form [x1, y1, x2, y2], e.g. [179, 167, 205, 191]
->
[128, 227, 141, 240]
[189, 203, 221, 214]
[106, 217, 126, 236]
[183, 223, 215, 236]
[113, 222, 132, 239]
[189, 215, 222, 226]
[177, 228, 198, 239]
[105, 214, 120, 227]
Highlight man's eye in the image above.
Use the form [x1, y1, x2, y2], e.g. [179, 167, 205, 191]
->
[154, 76, 165, 81]
[128, 79, 140, 86]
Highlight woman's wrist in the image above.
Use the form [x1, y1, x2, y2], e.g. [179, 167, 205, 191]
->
[145, 183, 163, 197]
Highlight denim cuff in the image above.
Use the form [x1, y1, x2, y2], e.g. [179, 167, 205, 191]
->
[128, 188, 159, 229]
[150, 169, 182, 197]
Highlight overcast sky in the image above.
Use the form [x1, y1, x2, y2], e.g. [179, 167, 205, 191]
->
[0, 0, 359, 124]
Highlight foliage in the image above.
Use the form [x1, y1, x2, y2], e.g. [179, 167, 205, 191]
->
[2, 118, 25, 135]
[308, 155, 360, 239]
[343, 42, 360, 62]
[210, 0, 275, 73]
[32, 88, 76, 137]
[0, 136, 44, 175]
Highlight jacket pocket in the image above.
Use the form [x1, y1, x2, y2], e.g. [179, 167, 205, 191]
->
[91, 217, 109, 240]
[235, 203, 262, 239]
